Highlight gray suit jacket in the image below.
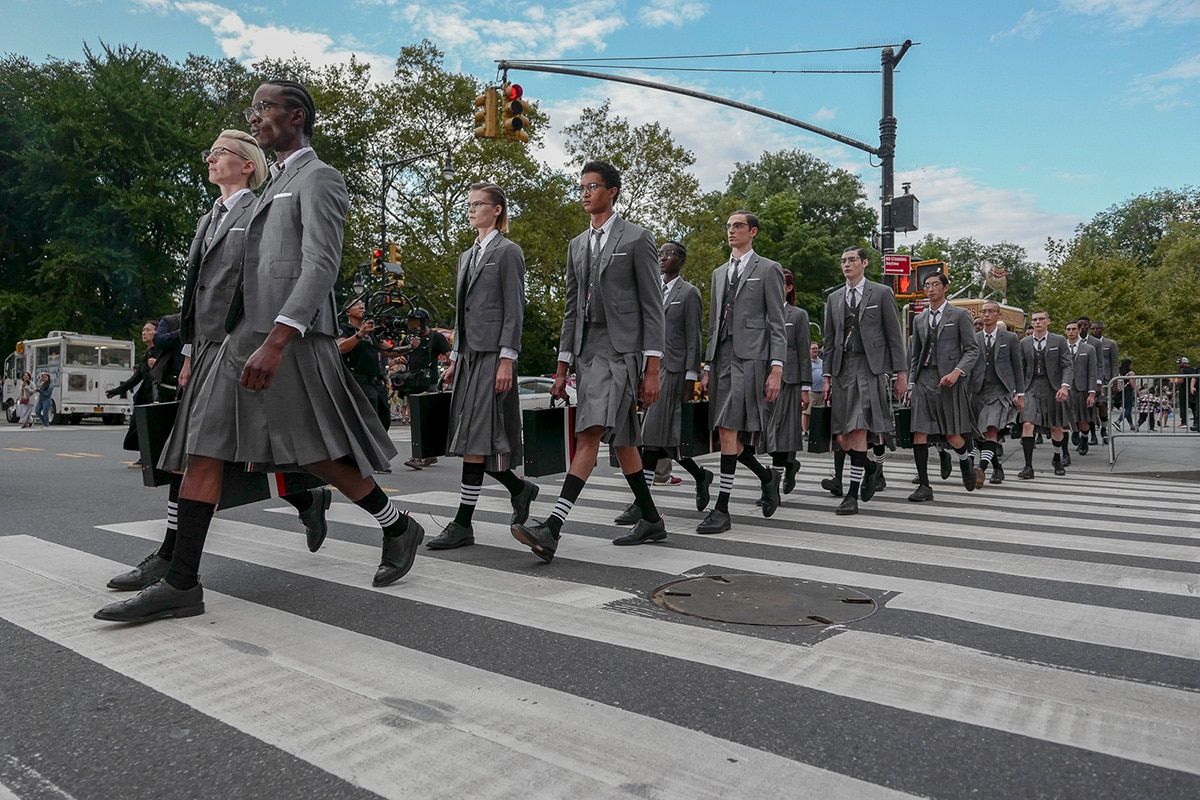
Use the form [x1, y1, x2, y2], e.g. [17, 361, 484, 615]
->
[558, 216, 664, 358]
[181, 192, 255, 346]
[969, 328, 1024, 395]
[1068, 339, 1098, 393]
[238, 151, 349, 336]
[1093, 336, 1119, 389]
[452, 234, 525, 355]
[909, 303, 979, 382]
[781, 304, 813, 386]
[821, 280, 906, 378]
[662, 278, 702, 374]
[1020, 333, 1073, 390]
[704, 252, 787, 363]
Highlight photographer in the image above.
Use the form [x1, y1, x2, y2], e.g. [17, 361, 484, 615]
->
[389, 308, 451, 469]
[337, 297, 396, 440]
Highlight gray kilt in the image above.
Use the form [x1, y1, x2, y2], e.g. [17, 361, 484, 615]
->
[765, 382, 805, 452]
[831, 351, 894, 436]
[642, 369, 687, 450]
[575, 324, 641, 447]
[976, 380, 1018, 433]
[1021, 376, 1070, 431]
[159, 336, 221, 473]
[446, 347, 522, 471]
[1066, 389, 1100, 427]
[911, 369, 976, 437]
[173, 321, 397, 477]
[711, 341, 769, 434]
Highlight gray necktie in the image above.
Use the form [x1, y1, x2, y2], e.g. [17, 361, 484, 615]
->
[662, 280, 671, 306]
[986, 333, 994, 350]
[1071, 344, 1077, 357]
[931, 309, 941, 330]
[590, 228, 603, 264]
[204, 200, 228, 248]
[466, 243, 481, 280]
[728, 257, 741, 293]
[847, 286, 858, 309]
[1037, 338, 1045, 353]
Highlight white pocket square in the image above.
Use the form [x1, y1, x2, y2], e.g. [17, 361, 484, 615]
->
[785, 322, 794, 327]
[1049, 347, 1059, 351]
[274, 192, 293, 198]
[746, 277, 761, 282]
[866, 304, 879, 309]
[670, 300, 681, 305]
[613, 251, 627, 256]
[229, 227, 245, 232]
[998, 344, 1007, 348]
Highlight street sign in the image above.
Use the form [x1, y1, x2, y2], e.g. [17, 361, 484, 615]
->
[883, 254, 911, 276]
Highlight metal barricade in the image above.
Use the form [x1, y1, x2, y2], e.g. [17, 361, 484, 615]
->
[1107, 372, 1199, 464]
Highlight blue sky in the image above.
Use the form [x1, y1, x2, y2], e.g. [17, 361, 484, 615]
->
[6, 0, 1199, 260]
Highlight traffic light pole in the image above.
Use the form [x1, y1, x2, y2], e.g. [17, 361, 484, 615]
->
[878, 40, 912, 256]
[378, 149, 454, 254]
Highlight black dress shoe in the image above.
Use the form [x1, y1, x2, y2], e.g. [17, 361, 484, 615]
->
[612, 517, 667, 546]
[107, 552, 171, 591]
[511, 519, 558, 563]
[760, 470, 781, 517]
[94, 579, 204, 622]
[1079, 438, 1089, 455]
[911, 475, 922, 485]
[374, 516, 425, 587]
[782, 460, 801, 494]
[859, 463, 879, 502]
[1061, 451, 1072, 468]
[974, 466, 986, 489]
[875, 470, 887, 491]
[1089, 432, 1099, 445]
[959, 459, 976, 492]
[299, 487, 332, 553]
[990, 462, 1005, 484]
[426, 520, 474, 550]
[908, 483, 935, 502]
[695, 508, 731, 534]
[1071, 431, 1081, 446]
[835, 496, 858, 515]
[694, 468, 714, 511]
[1017, 466, 1035, 479]
[614, 502, 643, 525]
[510, 480, 539, 526]
[939, 450, 953, 480]
[821, 477, 843, 497]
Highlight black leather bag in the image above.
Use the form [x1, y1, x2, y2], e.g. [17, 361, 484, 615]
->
[679, 401, 714, 458]
[807, 406, 833, 454]
[522, 401, 576, 477]
[409, 390, 452, 459]
[894, 406, 914, 449]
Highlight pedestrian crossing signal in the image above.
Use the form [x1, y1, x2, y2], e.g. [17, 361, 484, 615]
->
[501, 83, 531, 143]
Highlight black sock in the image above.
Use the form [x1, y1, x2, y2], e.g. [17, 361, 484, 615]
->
[1061, 437, 1070, 457]
[833, 448, 846, 480]
[355, 484, 406, 535]
[454, 461, 486, 527]
[164, 498, 215, 590]
[913, 443, 930, 485]
[715, 454, 737, 513]
[675, 456, 706, 481]
[281, 488, 312, 514]
[847, 450, 867, 498]
[641, 448, 662, 486]
[158, 474, 183, 560]
[1022, 436, 1035, 467]
[771, 452, 790, 468]
[1052, 437, 1064, 459]
[979, 441, 996, 470]
[486, 468, 525, 496]
[955, 444, 971, 462]
[624, 471, 662, 523]
[737, 445, 770, 482]
[872, 443, 886, 458]
[546, 474, 586, 536]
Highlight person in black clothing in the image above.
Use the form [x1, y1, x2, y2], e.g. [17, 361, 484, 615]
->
[391, 308, 451, 469]
[338, 299, 394, 431]
[108, 321, 163, 459]
[150, 313, 185, 402]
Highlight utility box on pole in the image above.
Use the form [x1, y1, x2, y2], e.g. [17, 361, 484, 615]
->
[892, 184, 919, 233]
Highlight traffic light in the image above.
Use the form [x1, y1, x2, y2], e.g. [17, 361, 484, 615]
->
[500, 83, 530, 143]
[913, 260, 947, 295]
[387, 242, 400, 264]
[473, 86, 499, 139]
[371, 247, 384, 274]
[892, 273, 915, 299]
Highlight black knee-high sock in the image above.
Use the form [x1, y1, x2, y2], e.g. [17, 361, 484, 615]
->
[913, 443, 930, 485]
[485, 468, 525, 496]
[355, 484, 407, 536]
[454, 461, 486, 527]
[847, 450, 868, 498]
[158, 473, 183, 560]
[771, 452, 790, 468]
[955, 443, 971, 462]
[1060, 437, 1070, 458]
[641, 448, 662, 488]
[164, 498, 216, 590]
[1052, 436, 1065, 460]
[546, 474, 586, 536]
[833, 448, 846, 480]
[1022, 436, 1035, 467]
[624, 471, 662, 523]
[715, 453, 737, 513]
[737, 445, 770, 482]
[979, 441, 996, 470]
[675, 456, 706, 481]
[280, 488, 312, 513]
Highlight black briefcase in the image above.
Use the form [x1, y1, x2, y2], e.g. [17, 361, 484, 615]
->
[523, 402, 576, 477]
[807, 406, 833, 454]
[894, 406, 914, 449]
[679, 401, 714, 458]
[135, 401, 179, 488]
[409, 390, 452, 459]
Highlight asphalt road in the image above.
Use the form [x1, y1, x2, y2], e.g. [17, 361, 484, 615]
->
[1, 422, 1198, 799]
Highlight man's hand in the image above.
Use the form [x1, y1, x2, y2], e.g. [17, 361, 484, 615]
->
[893, 372, 909, 400]
[178, 356, 192, 390]
[641, 358, 661, 408]
[358, 320, 375, 338]
[147, 357, 157, 369]
[764, 364, 783, 404]
[700, 370, 710, 397]
[1014, 394, 1025, 412]
[441, 361, 456, 390]
[684, 379, 696, 402]
[495, 358, 513, 394]
[801, 389, 810, 410]
[1087, 393, 1095, 408]
[551, 363, 570, 401]
[823, 376, 832, 405]
[240, 324, 296, 391]
[1055, 386, 1070, 403]
[939, 370, 961, 389]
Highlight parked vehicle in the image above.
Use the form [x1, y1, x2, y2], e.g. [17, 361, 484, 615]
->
[517, 375, 576, 412]
[3, 331, 135, 425]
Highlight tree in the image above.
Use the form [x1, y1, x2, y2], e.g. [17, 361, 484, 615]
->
[904, 234, 1042, 312]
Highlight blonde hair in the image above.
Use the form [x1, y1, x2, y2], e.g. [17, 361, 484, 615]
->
[218, 129, 269, 190]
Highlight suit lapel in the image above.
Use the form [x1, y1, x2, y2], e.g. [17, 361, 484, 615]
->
[735, 254, 761, 298]
[203, 193, 252, 262]
[665, 278, 683, 307]
[712, 265, 728, 322]
[250, 151, 314, 223]
[854, 282, 871, 321]
[466, 235, 497, 292]
[598, 218, 624, 276]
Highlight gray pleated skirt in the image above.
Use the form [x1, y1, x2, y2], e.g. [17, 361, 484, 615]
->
[911, 370, 976, 437]
[711, 343, 768, 433]
[831, 351, 894, 435]
[642, 369, 687, 449]
[178, 322, 397, 477]
[976, 380, 1018, 433]
[765, 382, 805, 452]
[1066, 389, 1100, 427]
[446, 347, 522, 471]
[159, 337, 221, 473]
[1021, 377, 1070, 431]
[575, 324, 641, 446]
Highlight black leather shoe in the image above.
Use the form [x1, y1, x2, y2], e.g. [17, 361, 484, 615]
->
[107, 552, 171, 591]
[510, 480, 539, 526]
[1053, 459, 1066, 477]
[782, 461, 801, 494]
[860, 463, 879, 502]
[974, 465, 986, 489]
[614, 502, 643, 525]
[1018, 466, 1035, 479]
[511, 519, 558, 563]
[990, 462, 1005, 484]
[835, 496, 858, 515]
[613, 517, 667, 546]
[939, 450, 953, 480]
[695, 508, 731, 534]
[694, 468, 714, 511]
[959, 459, 976, 492]
[911, 475, 922, 485]
[299, 487, 332, 553]
[875, 470, 887, 491]
[426, 520, 474, 550]
[1071, 431, 1081, 446]
[1089, 432, 1099, 445]
[760, 471, 781, 517]
[1061, 451, 1072, 468]
[1079, 438, 1089, 455]
[374, 515, 425, 586]
[821, 477, 843, 497]
[94, 579, 204, 622]
[908, 484, 935, 502]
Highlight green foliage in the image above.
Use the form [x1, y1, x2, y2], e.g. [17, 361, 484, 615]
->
[903, 234, 1042, 312]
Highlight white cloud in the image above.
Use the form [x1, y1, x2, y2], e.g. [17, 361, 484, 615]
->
[1058, 0, 1200, 28]
[991, 8, 1054, 40]
[811, 106, 837, 122]
[1129, 51, 1200, 110]
[636, 0, 707, 27]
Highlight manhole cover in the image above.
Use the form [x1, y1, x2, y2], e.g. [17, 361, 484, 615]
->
[650, 574, 877, 627]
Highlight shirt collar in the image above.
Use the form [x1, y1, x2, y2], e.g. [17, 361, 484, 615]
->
[591, 213, 618, 237]
[663, 274, 681, 291]
[731, 248, 754, 267]
[476, 229, 500, 251]
[273, 146, 315, 175]
[845, 275, 866, 293]
[220, 187, 254, 208]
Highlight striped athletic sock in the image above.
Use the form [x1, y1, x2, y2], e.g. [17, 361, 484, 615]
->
[355, 485, 404, 534]
[546, 474, 585, 536]
[956, 445, 972, 461]
[715, 453, 737, 513]
[158, 474, 182, 560]
[979, 442, 994, 469]
[454, 461, 486, 527]
[847, 450, 867, 499]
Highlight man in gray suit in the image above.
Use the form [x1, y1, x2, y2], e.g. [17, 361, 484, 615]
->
[696, 211, 787, 534]
[969, 300, 1024, 485]
[1017, 310, 1073, 479]
[1088, 320, 1119, 441]
[97, 81, 422, 623]
[907, 272, 979, 501]
[1063, 320, 1099, 459]
[512, 161, 666, 560]
[821, 247, 907, 515]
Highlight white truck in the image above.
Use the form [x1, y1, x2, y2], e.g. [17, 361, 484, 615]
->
[3, 331, 136, 425]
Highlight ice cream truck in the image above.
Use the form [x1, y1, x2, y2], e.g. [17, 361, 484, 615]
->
[3, 331, 135, 425]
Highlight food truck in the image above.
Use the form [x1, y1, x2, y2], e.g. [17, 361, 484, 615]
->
[4, 331, 136, 425]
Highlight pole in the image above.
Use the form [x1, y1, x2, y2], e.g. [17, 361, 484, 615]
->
[879, 39, 912, 256]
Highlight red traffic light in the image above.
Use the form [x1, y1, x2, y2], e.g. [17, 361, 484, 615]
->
[372, 249, 383, 259]
[896, 274, 912, 295]
[504, 83, 523, 101]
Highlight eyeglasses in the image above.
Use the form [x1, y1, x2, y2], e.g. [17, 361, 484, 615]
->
[725, 222, 749, 231]
[922, 281, 943, 289]
[242, 100, 281, 122]
[579, 182, 606, 195]
[466, 201, 497, 210]
[201, 146, 243, 162]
